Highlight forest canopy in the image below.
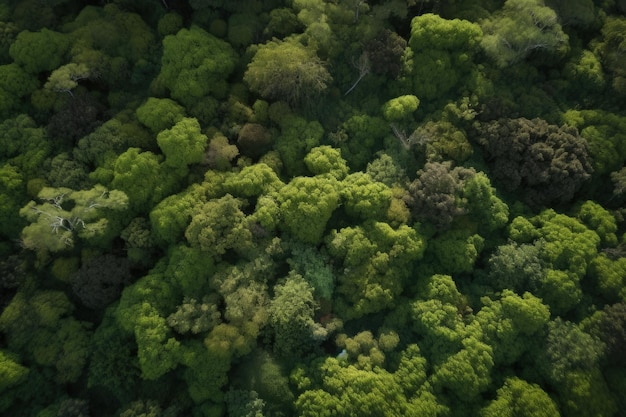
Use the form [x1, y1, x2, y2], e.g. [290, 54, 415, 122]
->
[1, 1, 625, 417]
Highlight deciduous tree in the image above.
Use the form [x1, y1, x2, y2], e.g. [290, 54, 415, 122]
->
[244, 38, 332, 106]
[160, 26, 237, 106]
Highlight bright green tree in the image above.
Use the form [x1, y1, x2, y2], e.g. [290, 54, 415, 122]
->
[407, 13, 482, 101]
[160, 26, 237, 106]
[185, 194, 254, 258]
[276, 176, 341, 244]
[481, 377, 559, 417]
[136, 97, 186, 134]
[327, 221, 425, 318]
[157, 117, 208, 169]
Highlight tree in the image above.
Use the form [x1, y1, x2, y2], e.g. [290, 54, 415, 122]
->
[536, 318, 616, 417]
[71, 254, 132, 309]
[545, 0, 597, 28]
[72, 118, 147, 170]
[19, 185, 129, 254]
[294, 358, 409, 417]
[430, 336, 494, 403]
[156, 117, 208, 169]
[414, 120, 474, 164]
[205, 132, 240, 171]
[225, 390, 266, 417]
[592, 303, 626, 366]
[304, 146, 350, 180]
[0, 291, 91, 384]
[269, 272, 320, 358]
[340, 172, 393, 221]
[0, 164, 26, 240]
[405, 161, 476, 228]
[88, 312, 140, 405]
[407, 13, 482, 101]
[287, 241, 335, 301]
[276, 176, 341, 244]
[9, 29, 69, 74]
[237, 123, 273, 159]
[0, 350, 29, 412]
[46, 94, 106, 147]
[427, 228, 485, 275]
[485, 242, 545, 292]
[462, 172, 510, 234]
[481, 377, 559, 417]
[166, 296, 221, 335]
[110, 148, 180, 213]
[136, 97, 186, 134]
[562, 109, 626, 176]
[472, 290, 550, 366]
[594, 16, 626, 95]
[0, 64, 39, 118]
[411, 274, 469, 362]
[382, 95, 420, 123]
[160, 26, 237, 106]
[365, 28, 407, 78]
[480, 0, 569, 67]
[326, 221, 425, 318]
[44, 63, 91, 97]
[244, 38, 332, 106]
[185, 194, 254, 258]
[477, 117, 593, 208]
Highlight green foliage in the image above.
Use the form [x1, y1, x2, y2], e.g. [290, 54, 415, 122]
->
[480, 0, 569, 67]
[157, 117, 208, 169]
[136, 97, 186, 134]
[304, 145, 349, 179]
[88, 313, 140, 403]
[595, 16, 626, 95]
[294, 357, 411, 417]
[406, 162, 476, 228]
[277, 176, 340, 244]
[427, 229, 485, 275]
[244, 38, 332, 106]
[536, 318, 617, 417]
[486, 242, 544, 292]
[3, 2, 626, 415]
[269, 272, 320, 357]
[19, 185, 128, 253]
[0, 350, 29, 411]
[0, 291, 91, 384]
[9, 29, 69, 74]
[167, 296, 221, 335]
[472, 290, 549, 365]
[185, 194, 254, 258]
[327, 221, 425, 318]
[340, 172, 393, 221]
[562, 109, 626, 175]
[430, 336, 494, 402]
[0, 63, 39, 117]
[481, 377, 559, 417]
[407, 13, 482, 101]
[587, 254, 626, 302]
[110, 148, 179, 213]
[382, 95, 420, 122]
[416, 120, 474, 164]
[287, 241, 335, 300]
[477, 118, 593, 208]
[160, 26, 237, 106]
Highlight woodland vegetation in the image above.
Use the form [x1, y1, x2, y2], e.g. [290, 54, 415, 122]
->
[1, 0, 626, 416]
